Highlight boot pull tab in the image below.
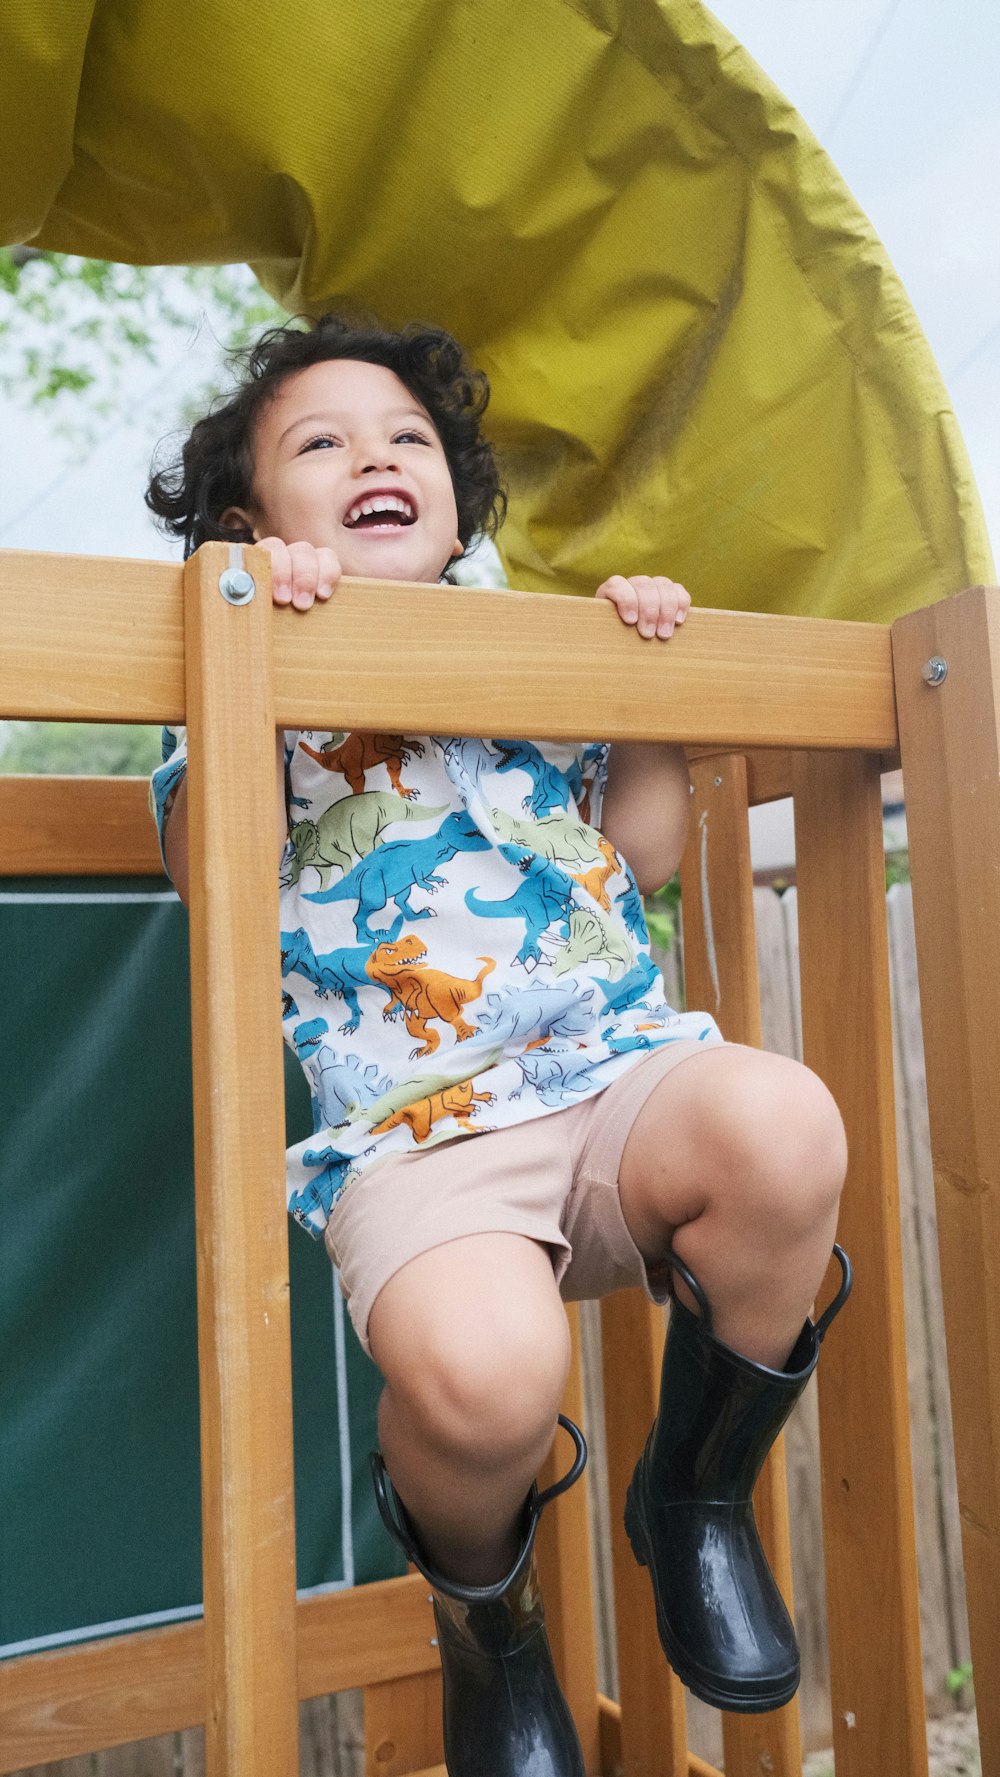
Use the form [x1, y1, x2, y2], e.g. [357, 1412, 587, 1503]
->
[532, 1414, 589, 1516]
[662, 1247, 714, 1335]
[813, 1243, 853, 1343]
[370, 1448, 424, 1564]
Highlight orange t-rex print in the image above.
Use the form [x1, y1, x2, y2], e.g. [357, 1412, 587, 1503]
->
[371, 1079, 496, 1143]
[365, 935, 497, 1057]
[572, 835, 622, 911]
[298, 733, 424, 799]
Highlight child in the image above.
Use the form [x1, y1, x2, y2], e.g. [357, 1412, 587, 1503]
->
[148, 315, 850, 1775]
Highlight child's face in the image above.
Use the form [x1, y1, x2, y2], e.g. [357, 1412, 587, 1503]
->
[232, 358, 463, 581]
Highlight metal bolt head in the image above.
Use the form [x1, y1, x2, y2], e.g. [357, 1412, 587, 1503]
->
[922, 655, 948, 686]
[219, 566, 256, 605]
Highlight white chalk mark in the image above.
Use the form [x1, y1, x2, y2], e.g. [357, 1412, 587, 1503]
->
[698, 809, 721, 1012]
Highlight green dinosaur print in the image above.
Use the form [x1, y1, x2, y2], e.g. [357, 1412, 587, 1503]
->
[290, 793, 449, 888]
[490, 807, 607, 867]
[351, 1050, 505, 1125]
[552, 905, 635, 980]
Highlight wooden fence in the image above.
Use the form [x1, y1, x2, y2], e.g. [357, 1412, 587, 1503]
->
[11, 880, 971, 1777]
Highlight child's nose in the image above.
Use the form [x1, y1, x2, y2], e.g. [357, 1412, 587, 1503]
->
[356, 443, 401, 474]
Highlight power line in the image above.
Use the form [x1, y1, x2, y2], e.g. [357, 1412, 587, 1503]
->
[947, 319, 1000, 387]
[823, 0, 906, 144]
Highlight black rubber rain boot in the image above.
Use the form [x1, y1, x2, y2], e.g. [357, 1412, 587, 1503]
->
[624, 1243, 852, 1713]
[371, 1415, 587, 1777]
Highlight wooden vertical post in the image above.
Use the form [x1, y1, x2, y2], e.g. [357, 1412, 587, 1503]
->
[892, 586, 1000, 1777]
[600, 1288, 689, 1777]
[793, 749, 927, 1777]
[363, 1670, 444, 1775]
[680, 753, 803, 1777]
[184, 542, 300, 1776]
[537, 1307, 602, 1776]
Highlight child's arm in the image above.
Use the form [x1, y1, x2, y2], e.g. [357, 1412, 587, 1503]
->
[163, 736, 289, 910]
[595, 574, 692, 894]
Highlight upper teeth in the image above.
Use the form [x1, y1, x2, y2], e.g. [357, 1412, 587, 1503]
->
[345, 494, 414, 526]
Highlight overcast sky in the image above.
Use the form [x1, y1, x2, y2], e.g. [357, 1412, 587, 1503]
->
[1, 0, 997, 569]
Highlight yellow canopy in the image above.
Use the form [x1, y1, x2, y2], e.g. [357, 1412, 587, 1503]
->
[4, 0, 992, 617]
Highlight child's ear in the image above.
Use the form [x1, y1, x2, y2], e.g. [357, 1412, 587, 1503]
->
[220, 504, 258, 539]
[451, 539, 463, 557]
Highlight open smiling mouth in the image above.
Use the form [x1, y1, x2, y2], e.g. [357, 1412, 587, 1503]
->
[343, 494, 417, 531]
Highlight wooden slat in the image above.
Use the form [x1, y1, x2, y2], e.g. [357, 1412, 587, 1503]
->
[679, 754, 802, 1777]
[182, 543, 299, 1777]
[0, 1576, 439, 1774]
[363, 1672, 443, 1776]
[536, 1308, 602, 1776]
[0, 547, 898, 749]
[297, 1575, 439, 1698]
[595, 1696, 726, 1777]
[599, 1290, 688, 1777]
[0, 776, 163, 875]
[793, 751, 927, 1777]
[891, 586, 1000, 1777]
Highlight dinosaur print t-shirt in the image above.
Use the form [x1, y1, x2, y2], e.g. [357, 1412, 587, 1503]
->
[152, 728, 723, 1237]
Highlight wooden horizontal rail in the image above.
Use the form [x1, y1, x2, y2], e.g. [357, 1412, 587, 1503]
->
[0, 741, 904, 880]
[0, 1574, 437, 1773]
[0, 546, 898, 750]
[0, 774, 164, 875]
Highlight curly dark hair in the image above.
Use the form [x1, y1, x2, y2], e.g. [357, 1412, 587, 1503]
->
[145, 313, 507, 562]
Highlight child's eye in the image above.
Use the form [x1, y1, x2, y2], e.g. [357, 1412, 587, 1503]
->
[395, 430, 430, 446]
[299, 433, 339, 453]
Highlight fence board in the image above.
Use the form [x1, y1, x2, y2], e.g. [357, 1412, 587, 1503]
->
[887, 887, 971, 1685]
[889, 888, 958, 1712]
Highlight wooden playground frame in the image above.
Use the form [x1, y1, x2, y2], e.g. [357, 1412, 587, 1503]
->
[1, 540, 998, 1777]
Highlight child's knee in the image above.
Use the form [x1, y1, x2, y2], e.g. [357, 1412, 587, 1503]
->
[681, 1053, 846, 1232]
[729, 1058, 847, 1228]
[382, 1304, 571, 1466]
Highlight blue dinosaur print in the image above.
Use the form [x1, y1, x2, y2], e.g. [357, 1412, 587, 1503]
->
[291, 1020, 394, 1126]
[281, 917, 402, 1032]
[602, 1026, 668, 1056]
[494, 741, 572, 816]
[474, 981, 596, 1046]
[435, 737, 499, 788]
[592, 952, 661, 1017]
[616, 868, 650, 942]
[304, 811, 491, 940]
[465, 845, 577, 970]
[510, 1045, 610, 1107]
[289, 1138, 356, 1224]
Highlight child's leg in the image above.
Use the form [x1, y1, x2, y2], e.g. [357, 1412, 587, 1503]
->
[617, 1044, 847, 1365]
[368, 1231, 570, 1586]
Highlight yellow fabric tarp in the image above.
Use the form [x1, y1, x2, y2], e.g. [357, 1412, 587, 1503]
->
[3, 0, 992, 617]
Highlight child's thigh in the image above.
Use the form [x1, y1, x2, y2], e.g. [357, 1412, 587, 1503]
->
[369, 1232, 571, 1413]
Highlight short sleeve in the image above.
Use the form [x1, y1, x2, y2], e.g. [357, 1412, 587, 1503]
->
[149, 725, 188, 875]
[579, 741, 610, 830]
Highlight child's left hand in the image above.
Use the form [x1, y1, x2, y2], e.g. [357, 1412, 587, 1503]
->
[596, 575, 691, 640]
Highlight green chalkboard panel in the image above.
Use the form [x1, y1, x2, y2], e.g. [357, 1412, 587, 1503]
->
[0, 878, 403, 1660]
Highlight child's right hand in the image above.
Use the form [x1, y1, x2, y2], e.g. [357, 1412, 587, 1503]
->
[256, 537, 342, 611]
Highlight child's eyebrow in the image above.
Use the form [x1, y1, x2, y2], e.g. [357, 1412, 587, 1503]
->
[277, 406, 433, 447]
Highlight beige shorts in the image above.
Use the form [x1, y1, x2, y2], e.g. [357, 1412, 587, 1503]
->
[324, 1038, 719, 1356]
